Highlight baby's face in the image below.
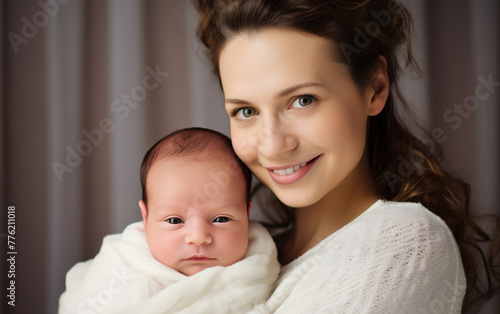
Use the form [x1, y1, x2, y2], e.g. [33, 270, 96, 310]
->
[140, 156, 249, 276]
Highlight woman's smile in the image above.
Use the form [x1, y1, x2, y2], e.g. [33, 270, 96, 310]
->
[265, 155, 321, 185]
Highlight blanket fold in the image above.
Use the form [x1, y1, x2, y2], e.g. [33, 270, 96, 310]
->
[59, 221, 279, 314]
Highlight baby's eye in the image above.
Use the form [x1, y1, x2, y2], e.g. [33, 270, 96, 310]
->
[291, 95, 316, 108]
[166, 217, 183, 224]
[213, 216, 231, 223]
[233, 107, 256, 120]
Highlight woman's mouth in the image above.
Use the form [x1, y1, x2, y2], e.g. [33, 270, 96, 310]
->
[271, 162, 307, 175]
[267, 155, 320, 185]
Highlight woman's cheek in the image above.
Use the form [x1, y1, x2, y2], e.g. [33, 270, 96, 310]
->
[231, 128, 259, 163]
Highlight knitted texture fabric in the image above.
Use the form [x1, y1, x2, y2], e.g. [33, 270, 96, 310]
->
[266, 200, 466, 314]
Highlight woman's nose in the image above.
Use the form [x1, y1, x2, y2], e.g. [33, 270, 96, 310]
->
[185, 222, 212, 246]
[257, 118, 298, 159]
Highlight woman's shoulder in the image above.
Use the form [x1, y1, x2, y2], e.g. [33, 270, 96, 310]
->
[269, 200, 466, 313]
[285, 200, 458, 267]
[353, 200, 453, 239]
[363, 199, 444, 222]
[313, 200, 462, 268]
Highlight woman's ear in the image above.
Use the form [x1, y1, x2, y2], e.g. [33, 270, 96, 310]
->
[367, 56, 389, 116]
[247, 200, 253, 214]
[139, 200, 148, 223]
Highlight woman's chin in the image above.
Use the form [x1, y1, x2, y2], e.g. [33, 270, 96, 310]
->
[273, 190, 320, 209]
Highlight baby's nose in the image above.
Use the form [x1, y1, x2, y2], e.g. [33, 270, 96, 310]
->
[185, 223, 212, 246]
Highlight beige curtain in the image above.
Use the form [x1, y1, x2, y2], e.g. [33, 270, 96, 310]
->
[1, 0, 498, 313]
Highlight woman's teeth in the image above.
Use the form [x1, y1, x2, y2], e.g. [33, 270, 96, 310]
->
[272, 163, 307, 176]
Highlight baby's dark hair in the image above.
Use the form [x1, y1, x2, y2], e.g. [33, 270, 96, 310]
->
[140, 127, 252, 205]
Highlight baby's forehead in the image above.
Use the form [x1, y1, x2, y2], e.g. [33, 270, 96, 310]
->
[147, 153, 244, 186]
[146, 154, 248, 211]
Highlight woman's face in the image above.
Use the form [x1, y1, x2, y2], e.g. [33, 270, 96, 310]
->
[219, 28, 386, 208]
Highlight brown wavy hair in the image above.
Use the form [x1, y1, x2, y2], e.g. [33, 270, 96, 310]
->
[194, 0, 500, 310]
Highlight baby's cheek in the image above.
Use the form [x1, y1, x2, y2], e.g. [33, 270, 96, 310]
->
[223, 232, 248, 265]
[236, 232, 250, 259]
[147, 229, 171, 263]
[148, 235, 162, 257]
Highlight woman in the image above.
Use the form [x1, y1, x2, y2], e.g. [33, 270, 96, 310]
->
[195, 0, 500, 312]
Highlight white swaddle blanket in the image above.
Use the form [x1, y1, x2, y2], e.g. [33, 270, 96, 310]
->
[59, 221, 279, 314]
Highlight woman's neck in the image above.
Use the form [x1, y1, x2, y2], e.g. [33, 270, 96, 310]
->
[279, 158, 378, 264]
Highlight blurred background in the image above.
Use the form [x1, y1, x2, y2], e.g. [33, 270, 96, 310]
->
[1, 0, 499, 313]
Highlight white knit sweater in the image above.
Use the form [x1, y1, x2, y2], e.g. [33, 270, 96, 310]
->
[265, 200, 466, 314]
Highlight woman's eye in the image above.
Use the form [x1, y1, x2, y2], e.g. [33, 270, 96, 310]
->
[166, 217, 183, 224]
[213, 216, 230, 223]
[291, 95, 316, 108]
[233, 107, 256, 119]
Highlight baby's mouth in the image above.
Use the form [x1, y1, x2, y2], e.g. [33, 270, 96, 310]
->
[185, 255, 215, 261]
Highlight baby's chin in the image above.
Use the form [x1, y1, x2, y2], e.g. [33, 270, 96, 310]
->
[179, 264, 214, 276]
[176, 258, 242, 276]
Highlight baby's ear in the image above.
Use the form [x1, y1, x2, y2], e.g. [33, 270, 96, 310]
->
[139, 200, 148, 222]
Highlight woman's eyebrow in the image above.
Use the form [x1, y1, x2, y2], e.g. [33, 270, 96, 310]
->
[276, 82, 325, 98]
[224, 82, 325, 106]
[224, 98, 250, 106]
